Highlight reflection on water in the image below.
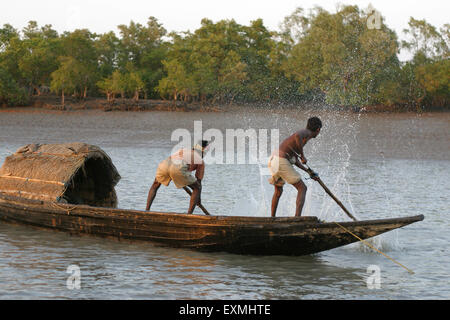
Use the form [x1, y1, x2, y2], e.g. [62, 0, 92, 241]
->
[0, 222, 364, 300]
[0, 109, 449, 299]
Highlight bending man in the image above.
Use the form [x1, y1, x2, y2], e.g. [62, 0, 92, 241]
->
[268, 117, 322, 217]
[146, 140, 210, 214]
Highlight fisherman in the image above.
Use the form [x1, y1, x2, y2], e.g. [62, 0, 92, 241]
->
[268, 117, 322, 217]
[146, 140, 210, 214]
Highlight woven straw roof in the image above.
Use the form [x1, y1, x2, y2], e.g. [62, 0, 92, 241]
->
[0, 143, 121, 206]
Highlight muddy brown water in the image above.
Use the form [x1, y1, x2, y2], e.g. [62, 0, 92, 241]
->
[0, 108, 448, 299]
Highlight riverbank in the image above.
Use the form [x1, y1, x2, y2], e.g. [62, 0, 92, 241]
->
[1, 95, 222, 113]
[1, 95, 448, 113]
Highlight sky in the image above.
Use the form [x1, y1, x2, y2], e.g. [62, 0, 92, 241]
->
[1, 0, 448, 60]
[1, 0, 448, 34]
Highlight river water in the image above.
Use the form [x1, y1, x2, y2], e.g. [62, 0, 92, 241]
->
[0, 107, 448, 299]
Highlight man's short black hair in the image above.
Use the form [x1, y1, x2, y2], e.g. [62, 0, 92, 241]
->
[201, 140, 210, 148]
[307, 117, 322, 132]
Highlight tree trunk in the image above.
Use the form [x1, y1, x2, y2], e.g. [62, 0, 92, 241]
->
[173, 91, 177, 106]
[200, 94, 206, 105]
[416, 93, 426, 112]
[211, 94, 220, 105]
[229, 93, 237, 106]
[62, 89, 65, 106]
[343, 75, 349, 93]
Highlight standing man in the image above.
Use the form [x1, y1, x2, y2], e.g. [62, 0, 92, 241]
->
[146, 140, 210, 214]
[268, 117, 322, 217]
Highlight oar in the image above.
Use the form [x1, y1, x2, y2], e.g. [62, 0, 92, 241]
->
[305, 165, 358, 222]
[304, 163, 416, 273]
[182, 186, 211, 215]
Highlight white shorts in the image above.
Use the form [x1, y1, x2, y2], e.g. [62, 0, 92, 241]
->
[268, 155, 302, 186]
[155, 158, 196, 188]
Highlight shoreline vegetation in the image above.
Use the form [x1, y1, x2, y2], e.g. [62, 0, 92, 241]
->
[2, 95, 448, 114]
[0, 5, 448, 112]
[0, 95, 223, 112]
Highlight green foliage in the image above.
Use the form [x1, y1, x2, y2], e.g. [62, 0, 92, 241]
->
[415, 58, 450, 107]
[0, 10, 448, 110]
[95, 31, 120, 79]
[0, 24, 19, 51]
[284, 6, 401, 106]
[399, 18, 450, 109]
[157, 18, 278, 103]
[60, 29, 99, 97]
[50, 56, 85, 103]
[121, 63, 145, 100]
[402, 18, 447, 59]
[117, 17, 167, 98]
[0, 67, 29, 106]
[97, 70, 124, 101]
[97, 66, 145, 101]
[0, 26, 26, 86]
[18, 22, 61, 95]
[157, 59, 195, 101]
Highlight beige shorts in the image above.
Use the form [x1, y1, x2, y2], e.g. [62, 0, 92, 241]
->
[155, 158, 197, 188]
[268, 155, 302, 187]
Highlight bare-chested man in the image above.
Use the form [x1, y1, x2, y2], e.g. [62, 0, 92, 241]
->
[268, 117, 322, 217]
[146, 140, 210, 214]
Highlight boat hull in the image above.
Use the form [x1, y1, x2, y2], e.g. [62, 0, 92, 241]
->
[0, 193, 424, 256]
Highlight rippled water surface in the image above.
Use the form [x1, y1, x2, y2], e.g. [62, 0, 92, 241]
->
[0, 108, 449, 299]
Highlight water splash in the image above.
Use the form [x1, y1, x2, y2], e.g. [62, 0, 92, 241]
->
[228, 108, 402, 253]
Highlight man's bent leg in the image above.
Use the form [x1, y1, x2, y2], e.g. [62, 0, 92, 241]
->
[146, 179, 161, 210]
[187, 181, 201, 214]
[293, 180, 307, 217]
[271, 185, 283, 217]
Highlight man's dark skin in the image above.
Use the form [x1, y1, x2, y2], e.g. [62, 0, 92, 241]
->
[271, 126, 321, 217]
[146, 146, 206, 214]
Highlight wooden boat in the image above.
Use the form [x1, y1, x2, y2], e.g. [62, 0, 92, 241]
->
[0, 193, 423, 255]
[0, 143, 424, 256]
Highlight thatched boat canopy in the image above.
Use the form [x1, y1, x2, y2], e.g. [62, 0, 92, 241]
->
[0, 143, 121, 208]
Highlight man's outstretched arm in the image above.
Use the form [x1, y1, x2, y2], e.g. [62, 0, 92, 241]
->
[293, 157, 309, 172]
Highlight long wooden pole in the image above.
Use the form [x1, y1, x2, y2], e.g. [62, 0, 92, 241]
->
[305, 165, 417, 273]
[306, 165, 358, 221]
[182, 187, 211, 216]
[315, 177, 358, 221]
